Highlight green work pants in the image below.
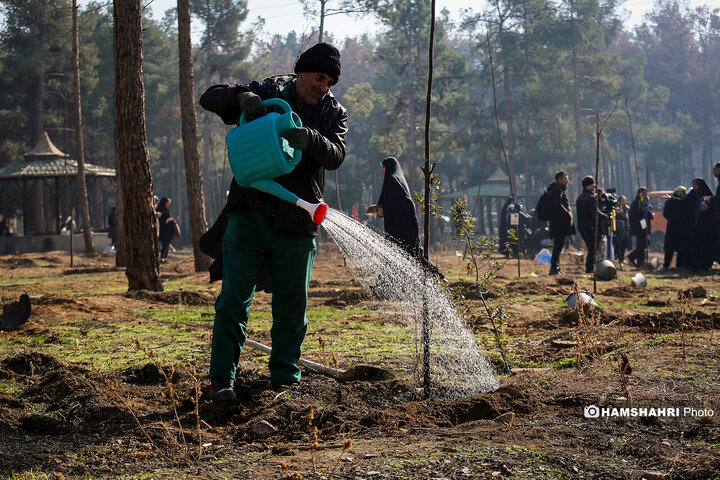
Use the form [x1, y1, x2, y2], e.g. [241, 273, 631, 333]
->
[209, 205, 317, 387]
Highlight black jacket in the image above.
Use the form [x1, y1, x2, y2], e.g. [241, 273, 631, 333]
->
[576, 189, 607, 234]
[199, 74, 348, 236]
[547, 182, 575, 238]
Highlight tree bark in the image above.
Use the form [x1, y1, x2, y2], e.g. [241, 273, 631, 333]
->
[503, 57, 516, 189]
[73, 0, 95, 254]
[113, 0, 162, 291]
[178, 0, 211, 272]
[572, 35, 583, 197]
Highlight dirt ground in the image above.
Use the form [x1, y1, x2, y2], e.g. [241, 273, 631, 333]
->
[1, 245, 719, 479]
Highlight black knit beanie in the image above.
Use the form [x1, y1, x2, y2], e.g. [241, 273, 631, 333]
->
[294, 42, 341, 84]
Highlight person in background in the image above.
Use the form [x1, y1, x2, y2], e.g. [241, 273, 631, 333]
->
[662, 186, 686, 270]
[155, 197, 178, 264]
[686, 178, 714, 272]
[199, 42, 347, 401]
[107, 207, 117, 247]
[576, 175, 606, 274]
[704, 161, 720, 263]
[627, 187, 654, 268]
[367, 157, 421, 257]
[547, 171, 574, 275]
[613, 195, 630, 267]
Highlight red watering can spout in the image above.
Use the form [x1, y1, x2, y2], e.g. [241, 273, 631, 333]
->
[296, 199, 329, 224]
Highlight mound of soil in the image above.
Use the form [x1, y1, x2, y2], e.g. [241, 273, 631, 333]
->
[506, 280, 571, 296]
[123, 290, 215, 306]
[323, 289, 370, 307]
[123, 363, 194, 385]
[36, 255, 64, 265]
[2, 351, 63, 376]
[600, 286, 642, 298]
[0, 256, 36, 267]
[63, 265, 120, 275]
[623, 310, 720, 331]
[554, 304, 619, 327]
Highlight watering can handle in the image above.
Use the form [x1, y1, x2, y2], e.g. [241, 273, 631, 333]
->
[238, 98, 302, 127]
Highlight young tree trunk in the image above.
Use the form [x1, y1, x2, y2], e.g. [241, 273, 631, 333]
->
[178, 0, 211, 272]
[113, 0, 162, 291]
[73, 0, 95, 254]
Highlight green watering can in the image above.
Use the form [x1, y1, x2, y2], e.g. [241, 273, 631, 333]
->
[226, 98, 329, 224]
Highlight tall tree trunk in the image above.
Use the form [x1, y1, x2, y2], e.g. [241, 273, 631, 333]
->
[31, 69, 45, 146]
[178, 0, 211, 272]
[73, 0, 94, 254]
[203, 39, 213, 218]
[503, 57, 516, 188]
[572, 37, 582, 197]
[114, 177, 127, 267]
[113, 0, 162, 291]
[703, 109, 712, 177]
[523, 94, 530, 204]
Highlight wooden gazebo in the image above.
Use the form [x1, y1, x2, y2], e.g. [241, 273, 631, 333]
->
[0, 132, 115, 236]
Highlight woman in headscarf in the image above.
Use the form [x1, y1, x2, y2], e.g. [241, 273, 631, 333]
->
[366, 157, 421, 257]
[684, 178, 715, 272]
[155, 197, 178, 264]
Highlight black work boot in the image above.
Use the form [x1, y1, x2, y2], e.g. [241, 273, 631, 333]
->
[209, 377, 236, 402]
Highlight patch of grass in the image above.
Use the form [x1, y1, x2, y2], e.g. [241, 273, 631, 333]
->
[551, 357, 578, 369]
[136, 306, 216, 323]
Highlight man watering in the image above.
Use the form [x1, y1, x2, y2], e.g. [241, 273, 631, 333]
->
[199, 42, 348, 401]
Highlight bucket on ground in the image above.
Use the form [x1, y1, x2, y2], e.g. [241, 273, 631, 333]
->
[566, 290, 598, 307]
[631, 273, 647, 288]
[596, 259, 617, 280]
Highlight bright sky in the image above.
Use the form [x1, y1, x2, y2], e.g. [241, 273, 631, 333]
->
[123, 0, 718, 41]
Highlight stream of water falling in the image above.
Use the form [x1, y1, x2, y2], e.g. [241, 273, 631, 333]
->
[321, 208, 499, 398]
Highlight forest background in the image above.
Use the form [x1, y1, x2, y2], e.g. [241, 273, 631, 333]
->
[1, 0, 719, 239]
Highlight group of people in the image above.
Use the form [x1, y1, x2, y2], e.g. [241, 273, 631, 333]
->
[661, 168, 720, 273]
[545, 165, 720, 275]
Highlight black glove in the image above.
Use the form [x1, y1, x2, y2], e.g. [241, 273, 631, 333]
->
[238, 91, 266, 120]
[282, 127, 311, 150]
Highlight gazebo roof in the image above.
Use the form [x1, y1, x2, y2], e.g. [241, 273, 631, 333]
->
[24, 132, 67, 158]
[0, 158, 115, 179]
[440, 167, 512, 199]
[0, 131, 115, 180]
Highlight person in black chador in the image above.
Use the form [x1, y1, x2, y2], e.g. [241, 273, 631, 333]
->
[576, 175, 607, 274]
[662, 186, 687, 270]
[627, 187, 654, 268]
[155, 197, 178, 264]
[704, 162, 720, 262]
[547, 170, 575, 275]
[686, 178, 714, 272]
[367, 157, 421, 256]
[367, 157, 443, 277]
